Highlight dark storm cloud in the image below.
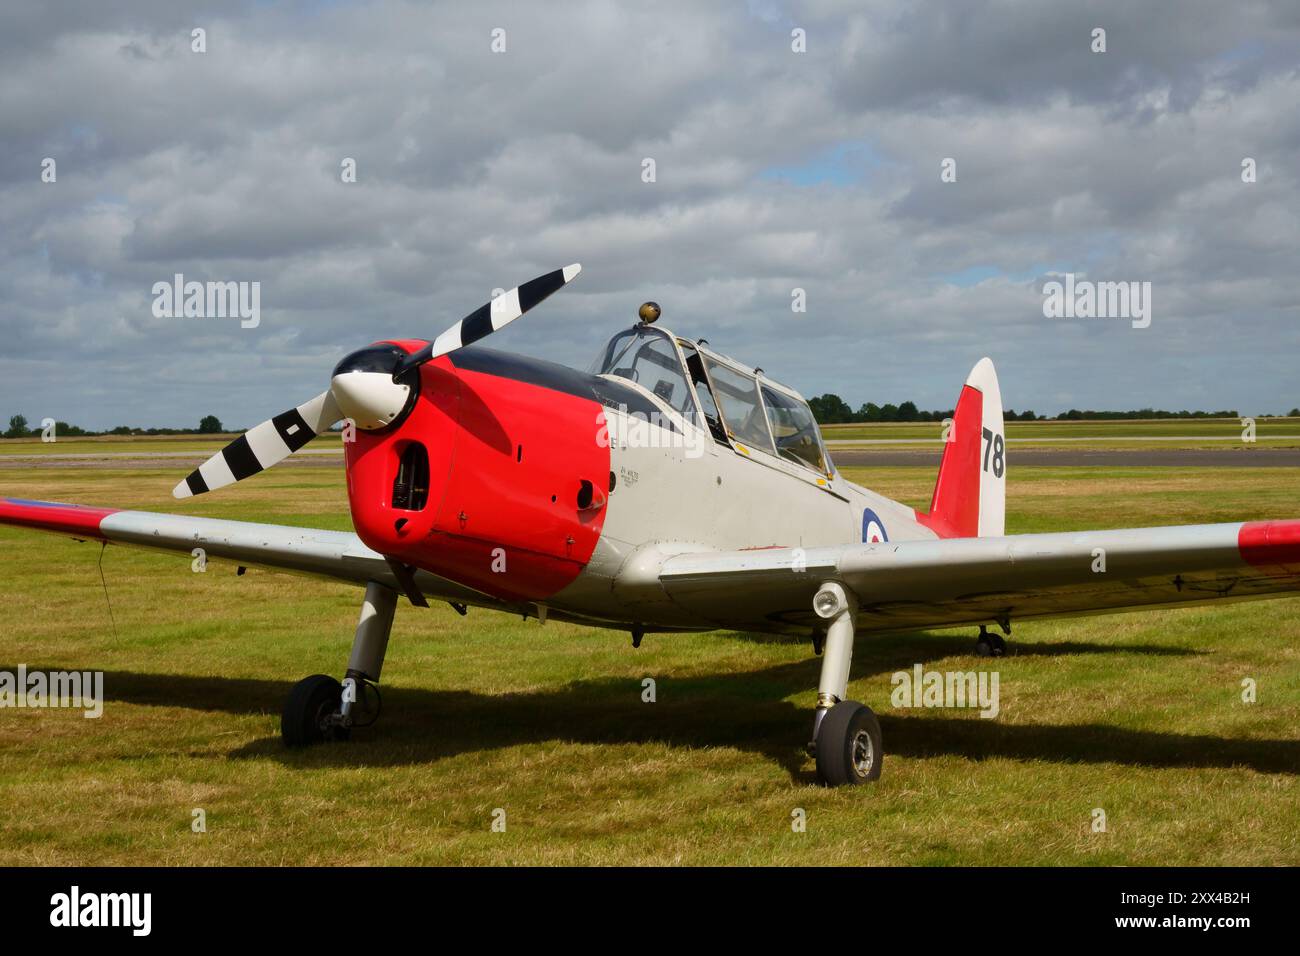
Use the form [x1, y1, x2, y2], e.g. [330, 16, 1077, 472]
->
[1, 0, 1298, 431]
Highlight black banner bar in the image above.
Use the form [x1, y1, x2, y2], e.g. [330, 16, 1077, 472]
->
[0, 866, 1289, 941]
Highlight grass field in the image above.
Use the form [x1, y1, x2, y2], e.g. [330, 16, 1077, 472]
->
[0, 436, 1297, 865]
[0, 433, 344, 457]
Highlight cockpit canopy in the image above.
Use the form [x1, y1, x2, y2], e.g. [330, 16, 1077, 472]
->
[589, 326, 697, 420]
[589, 324, 830, 476]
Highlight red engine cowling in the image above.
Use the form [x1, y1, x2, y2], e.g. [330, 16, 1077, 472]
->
[344, 345, 610, 601]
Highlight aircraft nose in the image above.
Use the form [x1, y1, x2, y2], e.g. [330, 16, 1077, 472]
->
[331, 345, 418, 430]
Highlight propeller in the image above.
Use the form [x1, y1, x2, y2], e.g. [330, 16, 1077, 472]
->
[392, 263, 582, 379]
[173, 263, 582, 499]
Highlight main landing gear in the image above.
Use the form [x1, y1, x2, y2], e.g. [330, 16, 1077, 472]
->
[808, 582, 882, 786]
[282, 580, 396, 747]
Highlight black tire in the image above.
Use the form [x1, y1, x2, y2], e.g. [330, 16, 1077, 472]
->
[976, 633, 1005, 657]
[282, 674, 349, 747]
[815, 701, 883, 786]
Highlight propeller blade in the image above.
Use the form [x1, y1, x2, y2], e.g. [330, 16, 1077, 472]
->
[394, 263, 581, 378]
[173, 390, 341, 499]
[173, 263, 580, 498]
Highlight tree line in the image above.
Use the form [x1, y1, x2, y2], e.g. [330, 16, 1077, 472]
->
[4, 414, 226, 438]
[806, 395, 1300, 425]
[6, 403, 1300, 437]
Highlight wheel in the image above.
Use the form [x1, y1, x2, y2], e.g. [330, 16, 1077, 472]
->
[976, 632, 1006, 657]
[282, 674, 350, 747]
[815, 701, 883, 786]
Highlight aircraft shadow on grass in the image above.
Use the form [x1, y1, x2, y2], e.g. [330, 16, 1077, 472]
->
[723, 629, 1201, 659]
[13, 636, 1289, 785]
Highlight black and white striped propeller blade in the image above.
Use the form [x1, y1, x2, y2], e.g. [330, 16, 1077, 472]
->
[393, 263, 581, 379]
[173, 390, 341, 499]
[173, 263, 581, 499]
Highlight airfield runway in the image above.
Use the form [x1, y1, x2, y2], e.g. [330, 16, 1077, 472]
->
[830, 448, 1300, 468]
[0, 449, 345, 470]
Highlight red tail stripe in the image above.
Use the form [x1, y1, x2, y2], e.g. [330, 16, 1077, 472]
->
[919, 383, 982, 539]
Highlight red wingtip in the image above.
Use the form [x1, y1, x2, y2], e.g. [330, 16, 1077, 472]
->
[0, 498, 119, 540]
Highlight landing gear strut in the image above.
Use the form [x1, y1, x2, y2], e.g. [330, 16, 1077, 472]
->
[282, 580, 397, 747]
[808, 582, 882, 785]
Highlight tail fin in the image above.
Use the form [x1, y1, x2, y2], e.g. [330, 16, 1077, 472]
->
[919, 357, 1005, 538]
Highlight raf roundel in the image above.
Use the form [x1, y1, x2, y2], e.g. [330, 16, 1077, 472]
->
[862, 508, 888, 544]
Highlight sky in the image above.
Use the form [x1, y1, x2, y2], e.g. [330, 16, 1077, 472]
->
[2, 0, 1298, 430]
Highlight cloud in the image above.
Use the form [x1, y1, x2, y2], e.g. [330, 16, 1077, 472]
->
[1, 0, 1299, 431]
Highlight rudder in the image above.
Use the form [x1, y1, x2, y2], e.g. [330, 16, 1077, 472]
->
[918, 357, 1005, 538]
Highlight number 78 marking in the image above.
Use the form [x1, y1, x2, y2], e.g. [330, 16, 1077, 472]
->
[981, 426, 1005, 478]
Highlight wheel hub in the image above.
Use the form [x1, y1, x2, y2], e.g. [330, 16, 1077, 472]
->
[851, 728, 875, 778]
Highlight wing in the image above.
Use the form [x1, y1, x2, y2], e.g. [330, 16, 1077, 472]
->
[658, 521, 1300, 635]
[0, 497, 498, 608]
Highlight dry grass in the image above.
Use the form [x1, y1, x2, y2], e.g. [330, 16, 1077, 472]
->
[0, 443, 1297, 865]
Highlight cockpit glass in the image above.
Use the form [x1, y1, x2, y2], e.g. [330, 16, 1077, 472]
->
[761, 385, 828, 474]
[590, 327, 698, 420]
[703, 359, 776, 453]
[680, 342, 729, 444]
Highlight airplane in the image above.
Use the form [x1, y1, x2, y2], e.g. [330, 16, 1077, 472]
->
[2, 263, 1298, 786]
